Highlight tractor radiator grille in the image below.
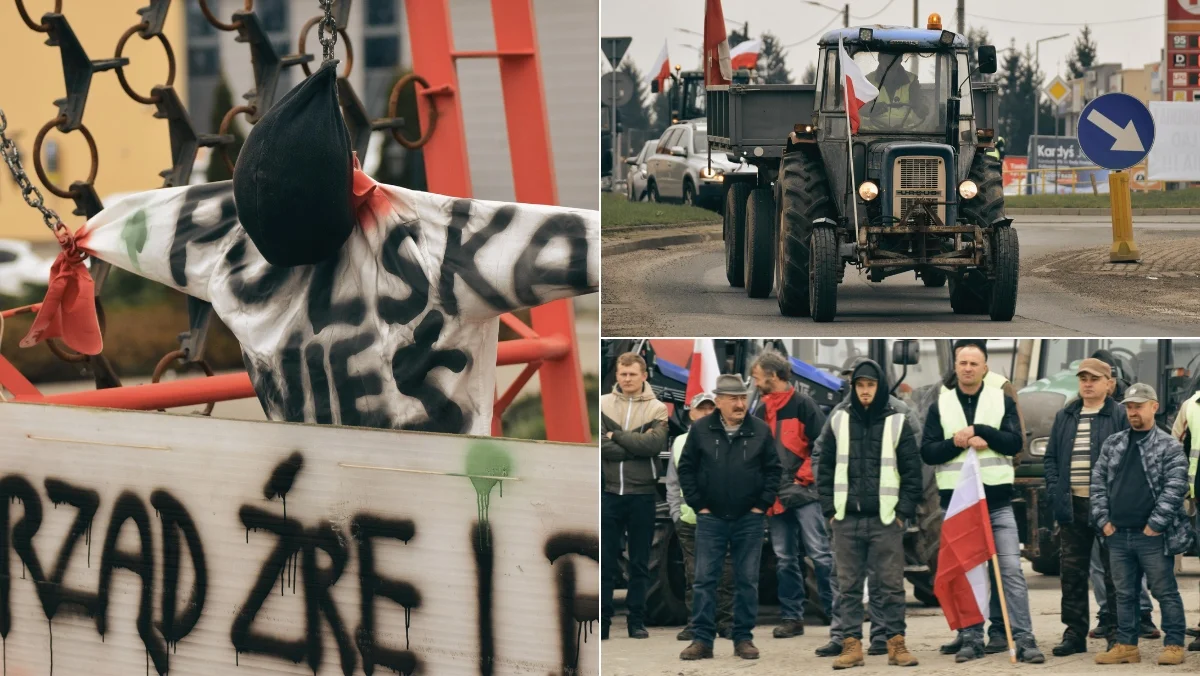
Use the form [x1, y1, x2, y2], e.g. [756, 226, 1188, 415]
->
[891, 156, 945, 226]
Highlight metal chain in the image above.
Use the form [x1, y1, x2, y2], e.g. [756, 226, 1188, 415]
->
[318, 0, 337, 62]
[0, 108, 68, 238]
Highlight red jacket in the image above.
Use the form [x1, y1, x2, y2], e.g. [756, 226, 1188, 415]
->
[755, 387, 827, 515]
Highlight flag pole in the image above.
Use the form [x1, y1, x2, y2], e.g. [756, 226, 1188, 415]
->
[990, 553, 1017, 663]
[841, 38, 860, 247]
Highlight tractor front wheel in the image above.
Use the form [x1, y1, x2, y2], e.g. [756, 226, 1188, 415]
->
[809, 227, 840, 322]
[989, 226, 1019, 321]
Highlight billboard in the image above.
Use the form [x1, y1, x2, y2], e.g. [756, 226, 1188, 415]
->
[1002, 156, 1028, 195]
[1167, 0, 1200, 102]
[1147, 101, 1200, 180]
[0, 403, 598, 676]
[1026, 136, 1108, 194]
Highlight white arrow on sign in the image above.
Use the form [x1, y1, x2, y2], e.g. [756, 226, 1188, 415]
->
[1085, 109, 1146, 153]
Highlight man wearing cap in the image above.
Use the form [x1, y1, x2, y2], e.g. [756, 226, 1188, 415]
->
[749, 350, 831, 641]
[1092, 383, 1191, 666]
[1043, 358, 1128, 656]
[816, 359, 922, 669]
[601, 352, 669, 641]
[678, 374, 782, 661]
[667, 391, 735, 642]
[921, 342, 1044, 663]
[1172, 384, 1200, 651]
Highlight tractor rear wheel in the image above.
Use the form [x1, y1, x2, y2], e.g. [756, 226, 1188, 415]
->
[905, 466, 944, 607]
[724, 182, 750, 288]
[776, 151, 834, 317]
[745, 187, 776, 298]
[809, 227, 840, 322]
[644, 521, 689, 625]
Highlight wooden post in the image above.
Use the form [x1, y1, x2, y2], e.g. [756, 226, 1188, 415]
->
[990, 553, 1017, 663]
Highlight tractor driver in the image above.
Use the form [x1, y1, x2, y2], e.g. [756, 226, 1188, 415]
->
[863, 55, 933, 132]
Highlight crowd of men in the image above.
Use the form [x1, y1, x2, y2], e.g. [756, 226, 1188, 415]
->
[601, 341, 1200, 668]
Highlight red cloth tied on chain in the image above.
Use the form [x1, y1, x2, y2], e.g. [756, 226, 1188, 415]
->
[19, 229, 102, 355]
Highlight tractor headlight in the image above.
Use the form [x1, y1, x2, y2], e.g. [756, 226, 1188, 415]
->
[1029, 437, 1048, 457]
[700, 166, 724, 181]
[958, 180, 979, 199]
[858, 181, 879, 201]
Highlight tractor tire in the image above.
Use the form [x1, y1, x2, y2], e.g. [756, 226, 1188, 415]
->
[905, 466, 944, 608]
[776, 151, 834, 317]
[956, 151, 1013, 317]
[744, 187, 776, 298]
[988, 226, 1019, 321]
[757, 542, 828, 623]
[809, 227, 840, 322]
[725, 182, 750, 288]
[644, 521, 689, 626]
[921, 268, 947, 287]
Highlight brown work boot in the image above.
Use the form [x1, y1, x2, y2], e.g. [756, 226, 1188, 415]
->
[1095, 643, 1140, 664]
[1158, 645, 1185, 665]
[773, 619, 806, 638]
[833, 637, 865, 670]
[887, 635, 919, 667]
[680, 642, 713, 660]
[734, 640, 760, 659]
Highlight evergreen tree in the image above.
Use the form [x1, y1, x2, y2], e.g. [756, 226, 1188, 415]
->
[997, 41, 1055, 156]
[617, 61, 654, 133]
[1066, 25, 1098, 79]
[728, 24, 749, 49]
[966, 27, 994, 82]
[759, 32, 793, 84]
[801, 62, 817, 85]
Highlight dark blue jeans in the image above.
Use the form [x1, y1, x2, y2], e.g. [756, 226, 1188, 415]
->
[601, 492, 656, 628]
[691, 511, 765, 645]
[1107, 529, 1186, 647]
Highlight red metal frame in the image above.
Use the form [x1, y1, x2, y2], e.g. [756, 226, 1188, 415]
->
[0, 0, 592, 444]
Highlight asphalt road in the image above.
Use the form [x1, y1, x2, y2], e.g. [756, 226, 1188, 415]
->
[603, 559, 1200, 675]
[601, 216, 1200, 336]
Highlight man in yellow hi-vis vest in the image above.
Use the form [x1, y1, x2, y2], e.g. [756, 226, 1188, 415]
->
[863, 58, 932, 131]
[816, 359, 923, 669]
[1172, 386, 1200, 651]
[666, 392, 734, 642]
[921, 343, 1045, 664]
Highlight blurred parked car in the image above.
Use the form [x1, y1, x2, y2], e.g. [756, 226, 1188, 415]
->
[0, 239, 53, 297]
[625, 139, 659, 202]
[644, 120, 753, 210]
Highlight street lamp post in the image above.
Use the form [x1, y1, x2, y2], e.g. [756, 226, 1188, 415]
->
[804, 1, 850, 28]
[1033, 33, 1069, 193]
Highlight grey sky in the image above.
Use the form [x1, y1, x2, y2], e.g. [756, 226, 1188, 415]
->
[602, 0, 1165, 90]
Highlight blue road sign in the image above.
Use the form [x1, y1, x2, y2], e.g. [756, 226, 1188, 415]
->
[1077, 92, 1155, 171]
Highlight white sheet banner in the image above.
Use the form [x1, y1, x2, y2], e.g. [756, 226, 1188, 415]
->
[1147, 102, 1200, 181]
[0, 402, 598, 675]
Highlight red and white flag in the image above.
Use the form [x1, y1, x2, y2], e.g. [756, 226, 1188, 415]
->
[686, 339, 720, 403]
[729, 39, 761, 71]
[839, 38, 879, 134]
[648, 40, 671, 91]
[704, 0, 731, 86]
[933, 450, 997, 631]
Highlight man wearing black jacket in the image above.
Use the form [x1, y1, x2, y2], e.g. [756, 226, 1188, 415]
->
[816, 360, 922, 669]
[1044, 358, 1128, 656]
[921, 343, 1045, 663]
[678, 374, 782, 661]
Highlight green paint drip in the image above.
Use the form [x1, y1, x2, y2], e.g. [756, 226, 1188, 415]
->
[121, 209, 149, 272]
[465, 442, 514, 547]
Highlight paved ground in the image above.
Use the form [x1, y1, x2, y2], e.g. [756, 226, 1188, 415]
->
[601, 216, 1200, 337]
[603, 559, 1200, 675]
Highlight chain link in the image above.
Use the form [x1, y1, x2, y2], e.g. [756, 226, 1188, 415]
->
[0, 108, 69, 238]
[318, 0, 338, 62]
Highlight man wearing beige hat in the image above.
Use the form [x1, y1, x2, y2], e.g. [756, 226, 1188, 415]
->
[1043, 358, 1128, 656]
[678, 374, 782, 661]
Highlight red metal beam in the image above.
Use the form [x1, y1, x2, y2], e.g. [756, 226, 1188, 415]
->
[26, 372, 255, 410]
[0, 355, 41, 399]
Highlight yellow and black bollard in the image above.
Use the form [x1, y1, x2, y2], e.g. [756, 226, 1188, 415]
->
[1108, 170, 1140, 263]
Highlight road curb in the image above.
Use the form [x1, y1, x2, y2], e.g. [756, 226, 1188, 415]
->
[1007, 207, 1200, 216]
[602, 228, 722, 256]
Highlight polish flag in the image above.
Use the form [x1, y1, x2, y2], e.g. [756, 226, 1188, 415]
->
[704, 0, 731, 86]
[648, 40, 671, 91]
[686, 339, 720, 404]
[729, 39, 761, 71]
[933, 450, 997, 631]
[839, 38, 879, 134]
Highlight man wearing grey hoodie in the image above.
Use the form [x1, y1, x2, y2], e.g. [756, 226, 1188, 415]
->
[601, 352, 669, 641]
